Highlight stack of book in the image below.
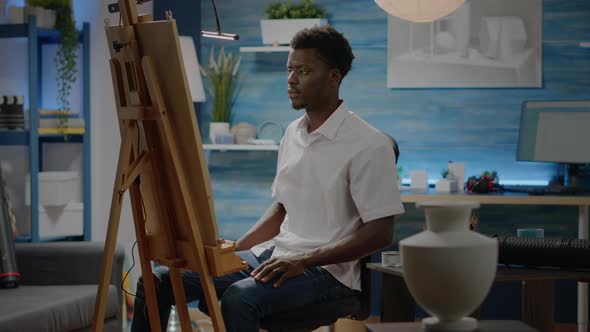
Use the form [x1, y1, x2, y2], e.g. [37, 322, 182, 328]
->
[38, 109, 85, 134]
[0, 96, 25, 130]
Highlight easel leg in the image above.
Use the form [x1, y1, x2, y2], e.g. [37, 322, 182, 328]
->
[200, 272, 225, 331]
[129, 180, 163, 331]
[93, 121, 136, 332]
[142, 56, 227, 332]
[169, 268, 193, 331]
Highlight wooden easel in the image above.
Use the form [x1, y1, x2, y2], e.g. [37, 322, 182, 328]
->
[92, 1, 247, 331]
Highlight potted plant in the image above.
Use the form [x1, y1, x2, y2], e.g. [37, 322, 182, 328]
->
[435, 168, 458, 193]
[28, 0, 78, 136]
[200, 47, 241, 144]
[261, 0, 328, 45]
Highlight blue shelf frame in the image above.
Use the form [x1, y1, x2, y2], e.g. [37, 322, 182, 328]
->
[0, 17, 91, 242]
[0, 131, 29, 145]
[0, 132, 85, 146]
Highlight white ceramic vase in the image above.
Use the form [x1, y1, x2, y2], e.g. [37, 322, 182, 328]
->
[209, 122, 230, 144]
[400, 201, 497, 332]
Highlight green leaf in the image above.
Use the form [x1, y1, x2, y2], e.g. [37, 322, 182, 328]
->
[50, 3, 79, 136]
[265, 0, 327, 19]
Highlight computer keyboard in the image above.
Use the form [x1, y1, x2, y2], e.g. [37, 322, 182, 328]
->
[504, 186, 589, 196]
[526, 187, 586, 196]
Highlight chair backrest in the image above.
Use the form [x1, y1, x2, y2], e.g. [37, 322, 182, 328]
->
[349, 255, 372, 320]
[385, 133, 400, 165]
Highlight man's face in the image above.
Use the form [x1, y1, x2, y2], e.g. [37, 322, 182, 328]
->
[287, 48, 334, 111]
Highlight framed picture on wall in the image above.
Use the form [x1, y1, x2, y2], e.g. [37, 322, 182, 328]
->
[386, 0, 542, 88]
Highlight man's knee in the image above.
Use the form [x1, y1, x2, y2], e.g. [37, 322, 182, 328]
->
[220, 279, 259, 315]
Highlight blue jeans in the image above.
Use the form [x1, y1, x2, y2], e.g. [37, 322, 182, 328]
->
[131, 247, 358, 332]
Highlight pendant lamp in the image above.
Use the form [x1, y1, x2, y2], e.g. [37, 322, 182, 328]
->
[374, 0, 465, 22]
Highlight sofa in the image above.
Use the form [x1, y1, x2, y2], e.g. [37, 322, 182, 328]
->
[0, 242, 124, 332]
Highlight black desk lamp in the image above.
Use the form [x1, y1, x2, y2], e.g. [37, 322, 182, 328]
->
[107, 0, 239, 41]
[201, 0, 239, 40]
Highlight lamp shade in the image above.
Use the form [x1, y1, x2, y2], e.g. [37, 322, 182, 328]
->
[374, 0, 465, 22]
[179, 36, 206, 103]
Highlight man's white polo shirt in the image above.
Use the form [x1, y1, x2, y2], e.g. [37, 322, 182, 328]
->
[251, 102, 404, 291]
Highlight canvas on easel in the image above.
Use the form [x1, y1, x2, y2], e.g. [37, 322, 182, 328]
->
[92, 1, 247, 331]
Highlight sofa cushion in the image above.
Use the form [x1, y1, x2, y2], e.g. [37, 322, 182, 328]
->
[0, 284, 119, 332]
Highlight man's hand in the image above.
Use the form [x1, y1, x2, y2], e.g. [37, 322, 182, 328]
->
[250, 256, 306, 288]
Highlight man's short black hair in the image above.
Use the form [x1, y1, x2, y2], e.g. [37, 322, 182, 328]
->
[290, 25, 355, 82]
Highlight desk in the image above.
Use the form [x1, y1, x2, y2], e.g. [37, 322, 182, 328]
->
[368, 263, 590, 332]
[366, 320, 537, 332]
[400, 189, 590, 332]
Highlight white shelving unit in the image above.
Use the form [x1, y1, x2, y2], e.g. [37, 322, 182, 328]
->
[239, 46, 290, 53]
[203, 144, 279, 151]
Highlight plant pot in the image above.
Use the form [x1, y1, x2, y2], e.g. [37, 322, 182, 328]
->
[260, 18, 328, 45]
[209, 122, 230, 144]
[232, 122, 257, 145]
[435, 179, 458, 193]
[400, 201, 497, 331]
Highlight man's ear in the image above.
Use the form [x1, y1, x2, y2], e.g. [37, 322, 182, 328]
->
[329, 69, 342, 87]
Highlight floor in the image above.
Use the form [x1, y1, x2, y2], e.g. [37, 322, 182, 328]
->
[126, 306, 583, 332]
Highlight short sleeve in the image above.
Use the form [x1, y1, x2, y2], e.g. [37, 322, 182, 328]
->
[349, 142, 404, 223]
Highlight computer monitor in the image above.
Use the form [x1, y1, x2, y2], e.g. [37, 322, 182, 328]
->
[517, 100, 590, 188]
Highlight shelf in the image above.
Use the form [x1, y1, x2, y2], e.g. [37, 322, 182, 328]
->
[0, 23, 28, 38]
[38, 127, 85, 135]
[39, 133, 84, 143]
[0, 130, 28, 145]
[203, 144, 279, 151]
[15, 234, 83, 242]
[0, 130, 84, 145]
[0, 23, 83, 43]
[239, 46, 291, 53]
